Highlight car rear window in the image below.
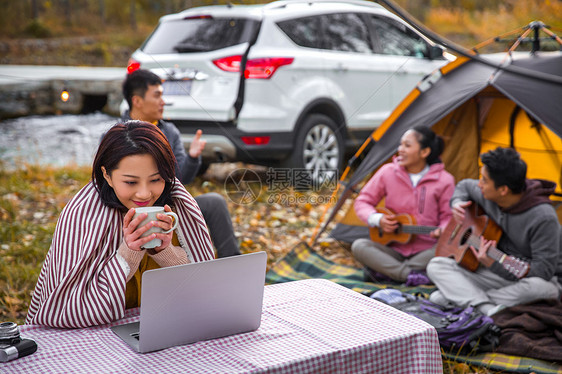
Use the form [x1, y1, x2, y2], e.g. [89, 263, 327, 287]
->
[141, 17, 260, 54]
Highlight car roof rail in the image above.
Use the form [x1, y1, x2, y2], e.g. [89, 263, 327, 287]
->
[263, 0, 384, 11]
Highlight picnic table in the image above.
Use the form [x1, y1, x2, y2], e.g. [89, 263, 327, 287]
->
[2, 279, 442, 373]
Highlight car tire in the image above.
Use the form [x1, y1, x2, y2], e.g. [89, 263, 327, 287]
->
[283, 114, 344, 184]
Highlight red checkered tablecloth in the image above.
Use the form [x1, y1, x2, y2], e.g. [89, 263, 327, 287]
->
[2, 279, 442, 373]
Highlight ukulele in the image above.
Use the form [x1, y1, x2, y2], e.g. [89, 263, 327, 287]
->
[369, 207, 438, 245]
[436, 203, 530, 279]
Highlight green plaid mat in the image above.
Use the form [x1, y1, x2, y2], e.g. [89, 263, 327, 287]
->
[265, 241, 435, 296]
[266, 242, 562, 374]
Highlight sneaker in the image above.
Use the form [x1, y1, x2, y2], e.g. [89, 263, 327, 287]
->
[405, 270, 432, 287]
[429, 290, 455, 308]
[486, 304, 507, 317]
[370, 289, 414, 305]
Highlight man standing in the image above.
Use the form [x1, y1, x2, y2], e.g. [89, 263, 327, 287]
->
[122, 69, 240, 258]
[427, 147, 562, 316]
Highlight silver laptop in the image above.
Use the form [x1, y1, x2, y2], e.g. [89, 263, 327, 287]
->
[111, 251, 267, 353]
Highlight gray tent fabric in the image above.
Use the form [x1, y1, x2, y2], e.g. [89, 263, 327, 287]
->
[330, 224, 370, 244]
[325, 52, 562, 244]
[348, 59, 497, 189]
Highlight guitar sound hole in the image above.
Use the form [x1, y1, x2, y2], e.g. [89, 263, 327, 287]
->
[459, 228, 472, 246]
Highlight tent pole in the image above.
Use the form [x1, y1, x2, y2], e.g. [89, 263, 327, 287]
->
[308, 136, 377, 246]
[308, 186, 354, 246]
[471, 27, 523, 53]
[375, 0, 562, 85]
[540, 26, 562, 47]
[506, 28, 533, 55]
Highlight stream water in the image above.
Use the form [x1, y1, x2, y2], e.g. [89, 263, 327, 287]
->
[0, 113, 119, 170]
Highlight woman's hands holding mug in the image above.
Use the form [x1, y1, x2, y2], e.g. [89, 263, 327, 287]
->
[123, 205, 178, 252]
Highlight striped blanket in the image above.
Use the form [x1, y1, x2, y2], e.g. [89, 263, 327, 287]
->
[265, 242, 562, 374]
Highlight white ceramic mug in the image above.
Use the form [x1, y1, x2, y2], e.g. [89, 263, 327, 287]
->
[133, 206, 179, 249]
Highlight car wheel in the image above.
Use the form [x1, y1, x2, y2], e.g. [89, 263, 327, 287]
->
[284, 114, 344, 184]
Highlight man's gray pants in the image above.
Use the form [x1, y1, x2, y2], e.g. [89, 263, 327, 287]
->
[195, 192, 240, 258]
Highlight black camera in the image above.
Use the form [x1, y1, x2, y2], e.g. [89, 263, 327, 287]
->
[0, 322, 37, 362]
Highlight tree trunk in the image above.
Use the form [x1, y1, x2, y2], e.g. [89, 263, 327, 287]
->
[63, 0, 71, 26]
[130, 0, 137, 31]
[99, 0, 106, 25]
[31, 0, 39, 19]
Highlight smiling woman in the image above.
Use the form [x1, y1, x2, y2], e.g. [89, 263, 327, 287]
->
[25, 120, 215, 328]
[351, 126, 455, 285]
[101, 153, 166, 209]
[92, 121, 176, 211]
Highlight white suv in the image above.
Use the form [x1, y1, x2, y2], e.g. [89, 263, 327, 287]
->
[127, 0, 448, 177]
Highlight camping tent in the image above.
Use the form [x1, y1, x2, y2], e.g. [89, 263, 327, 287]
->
[317, 50, 562, 244]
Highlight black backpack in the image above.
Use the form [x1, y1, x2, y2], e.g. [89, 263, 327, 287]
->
[371, 289, 501, 353]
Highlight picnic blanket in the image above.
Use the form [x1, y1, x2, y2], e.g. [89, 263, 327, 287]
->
[266, 242, 562, 374]
[265, 241, 436, 296]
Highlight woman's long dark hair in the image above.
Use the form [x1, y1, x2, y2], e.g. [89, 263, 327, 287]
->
[410, 126, 444, 165]
[92, 120, 177, 211]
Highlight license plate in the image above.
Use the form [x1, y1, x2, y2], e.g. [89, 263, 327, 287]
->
[162, 80, 192, 96]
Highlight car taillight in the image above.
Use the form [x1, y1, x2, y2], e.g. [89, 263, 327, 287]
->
[212, 55, 242, 73]
[127, 59, 141, 74]
[246, 57, 294, 79]
[213, 56, 294, 79]
[240, 136, 271, 145]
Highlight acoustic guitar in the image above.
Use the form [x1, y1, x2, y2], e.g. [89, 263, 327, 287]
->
[436, 203, 530, 279]
[369, 207, 438, 245]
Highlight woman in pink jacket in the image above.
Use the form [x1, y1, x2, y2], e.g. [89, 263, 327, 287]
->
[352, 126, 454, 286]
